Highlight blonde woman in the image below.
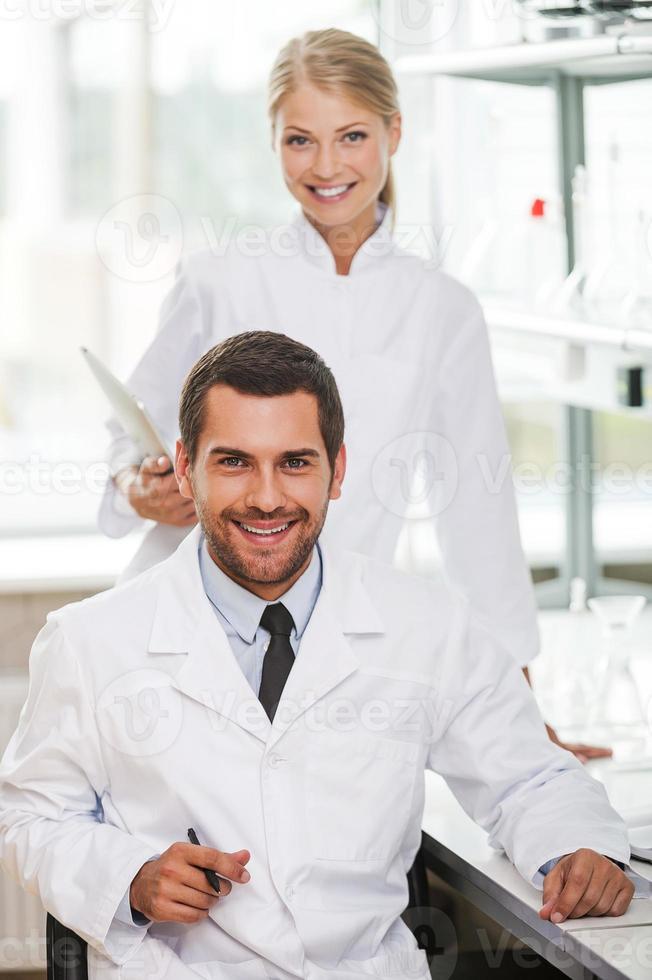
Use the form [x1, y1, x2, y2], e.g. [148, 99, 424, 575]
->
[100, 28, 608, 761]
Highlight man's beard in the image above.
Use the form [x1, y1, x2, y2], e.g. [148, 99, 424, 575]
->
[197, 498, 329, 587]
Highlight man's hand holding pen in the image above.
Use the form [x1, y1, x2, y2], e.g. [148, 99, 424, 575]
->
[130, 840, 251, 924]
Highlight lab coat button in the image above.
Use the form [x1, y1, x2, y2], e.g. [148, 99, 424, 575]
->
[268, 753, 282, 768]
[285, 885, 294, 901]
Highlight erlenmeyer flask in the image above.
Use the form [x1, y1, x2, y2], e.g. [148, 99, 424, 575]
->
[588, 596, 648, 744]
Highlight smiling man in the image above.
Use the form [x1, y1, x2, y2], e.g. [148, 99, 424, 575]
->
[176, 342, 344, 597]
[0, 332, 637, 980]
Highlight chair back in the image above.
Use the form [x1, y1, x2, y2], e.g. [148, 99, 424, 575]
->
[46, 913, 88, 980]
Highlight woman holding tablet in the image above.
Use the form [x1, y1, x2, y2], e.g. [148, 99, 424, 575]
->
[100, 28, 608, 761]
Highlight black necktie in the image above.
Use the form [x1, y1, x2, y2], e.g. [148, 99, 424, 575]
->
[258, 603, 295, 722]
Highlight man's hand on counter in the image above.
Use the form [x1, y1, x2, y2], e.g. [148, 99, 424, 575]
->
[539, 850, 634, 922]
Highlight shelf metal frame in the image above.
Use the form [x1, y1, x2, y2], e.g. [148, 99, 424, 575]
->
[394, 26, 652, 603]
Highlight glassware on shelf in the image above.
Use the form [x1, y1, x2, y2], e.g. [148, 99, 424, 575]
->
[515, 0, 614, 41]
[553, 164, 592, 314]
[552, 578, 607, 734]
[529, 195, 568, 307]
[588, 594, 647, 637]
[587, 595, 649, 751]
[583, 135, 635, 320]
[620, 208, 652, 329]
[515, 0, 648, 40]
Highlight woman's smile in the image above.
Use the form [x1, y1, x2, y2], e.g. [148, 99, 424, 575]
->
[305, 181, 358, 204]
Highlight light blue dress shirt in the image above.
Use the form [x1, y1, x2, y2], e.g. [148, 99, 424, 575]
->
[115, 537, 323, 929]
[198, 536, 323, 695]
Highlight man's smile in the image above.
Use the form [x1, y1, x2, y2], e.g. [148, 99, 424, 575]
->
[231, 518, 299, 546]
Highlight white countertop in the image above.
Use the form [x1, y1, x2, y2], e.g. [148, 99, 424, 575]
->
[423, 766, 652, 934]
[564, 927, 652, 980]
[0, 532, 143, 594]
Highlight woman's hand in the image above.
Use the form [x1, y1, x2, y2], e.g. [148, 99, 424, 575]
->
[115, 456, 198, 526]
[522, 668, 612, 764]
[545, 724, 612, 765]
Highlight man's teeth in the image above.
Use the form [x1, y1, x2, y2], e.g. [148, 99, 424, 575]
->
[313, 184, 351, 198]
[239, 522, 290, 536]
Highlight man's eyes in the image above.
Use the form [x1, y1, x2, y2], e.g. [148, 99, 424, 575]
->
[216, 457, 308, 469]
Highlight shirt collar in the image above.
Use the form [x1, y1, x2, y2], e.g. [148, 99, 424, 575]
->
[199, 535, 322, 644]
[290, 200, 396, 275]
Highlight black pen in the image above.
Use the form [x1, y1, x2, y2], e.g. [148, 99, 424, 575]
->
[187, 827, 222, 894]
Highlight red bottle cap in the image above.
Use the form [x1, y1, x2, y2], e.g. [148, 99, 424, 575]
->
[531, 198, 546, 218]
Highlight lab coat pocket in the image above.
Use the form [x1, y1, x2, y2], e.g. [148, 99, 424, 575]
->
[305, 731, 418, 862]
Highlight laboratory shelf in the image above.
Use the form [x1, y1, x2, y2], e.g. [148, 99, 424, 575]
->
[482, 300, 652, 353]
[394, 31, 652, 85]
[391, 22, 652, 595]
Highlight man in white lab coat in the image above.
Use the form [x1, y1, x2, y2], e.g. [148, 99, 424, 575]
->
[0, 332, 635, 980]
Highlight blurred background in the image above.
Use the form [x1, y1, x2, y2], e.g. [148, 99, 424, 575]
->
[2, 1, 652, 593]
[1, 0, 652, 974]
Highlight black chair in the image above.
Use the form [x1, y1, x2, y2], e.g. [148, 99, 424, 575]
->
[406, 838, 430, 912]
[46, 913, 88, 980]
[46, 846, 432, 978]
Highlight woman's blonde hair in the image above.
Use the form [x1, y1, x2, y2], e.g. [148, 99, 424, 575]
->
[268, 29, 400, 216]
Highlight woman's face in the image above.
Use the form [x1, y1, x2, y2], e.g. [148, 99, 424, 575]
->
[274, 83, 401, 230]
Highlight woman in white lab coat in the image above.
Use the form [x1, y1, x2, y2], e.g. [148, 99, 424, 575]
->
[100, 28, 607, 760]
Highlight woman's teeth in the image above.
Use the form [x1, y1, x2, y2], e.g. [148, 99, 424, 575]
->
[313, 184, 352, 198]
[238, 522, 290, 536]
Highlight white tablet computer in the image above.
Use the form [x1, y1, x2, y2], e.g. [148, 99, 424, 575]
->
[81, 346, 174, 461]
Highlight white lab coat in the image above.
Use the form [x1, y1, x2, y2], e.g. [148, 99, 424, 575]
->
[0, 527, 629, 980]
[99, 206, 539, 665]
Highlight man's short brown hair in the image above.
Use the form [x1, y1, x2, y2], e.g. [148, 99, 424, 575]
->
[179, 331, 345, 469]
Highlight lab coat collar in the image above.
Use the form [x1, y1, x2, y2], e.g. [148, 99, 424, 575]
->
[199, 534, 322, 645]
[148, 525, 385, 746]
[291, 201, 397, 275]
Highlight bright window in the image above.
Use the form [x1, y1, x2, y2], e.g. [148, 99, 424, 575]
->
[0, 0, 375, 537]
